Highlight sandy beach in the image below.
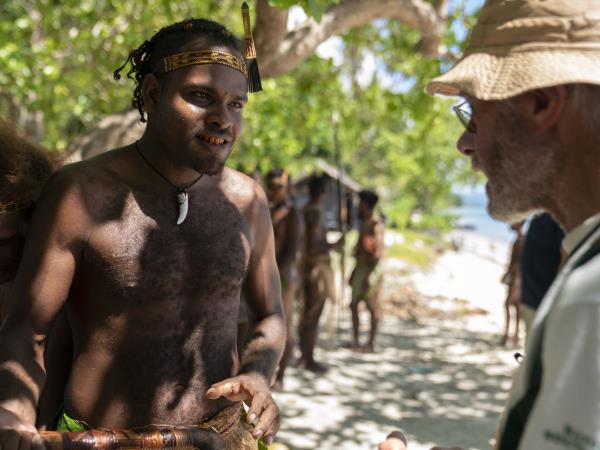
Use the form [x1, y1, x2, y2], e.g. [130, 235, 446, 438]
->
[272, 230, 522, 450]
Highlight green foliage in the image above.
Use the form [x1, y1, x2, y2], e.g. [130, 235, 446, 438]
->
[234, 54, 344, 173]
[0, 0, 245, 149]
[0, 0, 483, 231]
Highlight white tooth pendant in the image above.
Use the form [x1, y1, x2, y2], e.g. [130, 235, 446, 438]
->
[176, 189, 189, 225]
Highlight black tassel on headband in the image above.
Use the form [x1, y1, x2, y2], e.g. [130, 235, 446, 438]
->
[241, 2, 262, 93]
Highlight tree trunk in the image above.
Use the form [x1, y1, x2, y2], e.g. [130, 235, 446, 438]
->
[255, 0, 448, 78]
[64, 110, 145, 163]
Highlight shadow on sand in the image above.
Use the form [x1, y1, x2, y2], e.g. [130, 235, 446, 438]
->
[274, 316, 516, 450]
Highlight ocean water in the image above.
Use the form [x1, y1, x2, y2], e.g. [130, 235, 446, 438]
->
[452, 186, 513, 244]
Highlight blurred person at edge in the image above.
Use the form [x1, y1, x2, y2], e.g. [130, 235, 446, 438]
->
[0, 119, 55, 317]
[520, 213, 565, 340]
[0, 120, 67, 430]
[265, 169, 302, 391]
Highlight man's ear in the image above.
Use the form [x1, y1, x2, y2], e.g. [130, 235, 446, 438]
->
[518, 86, 568, 134]
[141, 73, 161, 115]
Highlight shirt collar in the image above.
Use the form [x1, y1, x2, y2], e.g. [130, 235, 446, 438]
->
[563, 212, 600, 255]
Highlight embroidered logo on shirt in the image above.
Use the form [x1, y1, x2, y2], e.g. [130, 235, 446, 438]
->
[545, 425, 600, 449]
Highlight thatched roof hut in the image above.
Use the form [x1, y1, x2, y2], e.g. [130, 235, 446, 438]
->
[292, 159, 362, 231]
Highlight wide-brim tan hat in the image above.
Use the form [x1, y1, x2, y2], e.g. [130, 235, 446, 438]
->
[427, 0, 600, 100]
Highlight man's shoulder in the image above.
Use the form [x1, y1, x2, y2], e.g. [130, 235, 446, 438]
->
[222, 167, 255, 185]
[36, 147, 134, 219]
[221, 167, 266, 206]
[59, 147, 132, 185]
[80, 146, 133, 177]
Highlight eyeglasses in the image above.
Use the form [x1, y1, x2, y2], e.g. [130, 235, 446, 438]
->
[452, 102, 476, 134]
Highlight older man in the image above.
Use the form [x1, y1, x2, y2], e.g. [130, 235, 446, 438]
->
[381, 0, 600, 449]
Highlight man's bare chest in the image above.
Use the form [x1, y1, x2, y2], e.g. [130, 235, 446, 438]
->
[80, 192, 252, 303]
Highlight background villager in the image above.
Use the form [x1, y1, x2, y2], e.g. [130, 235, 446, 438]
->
[299, 175, 342, 373]
[265, 169, 302, 390]
[499, 221, 524, 347]
[349, 189, 384, 353]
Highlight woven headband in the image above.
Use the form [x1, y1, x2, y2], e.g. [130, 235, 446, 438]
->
[158, 50, 249, 78]
[156, 3, 262, 93]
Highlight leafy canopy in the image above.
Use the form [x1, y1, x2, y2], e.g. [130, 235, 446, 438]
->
[0, 0, 482, 229]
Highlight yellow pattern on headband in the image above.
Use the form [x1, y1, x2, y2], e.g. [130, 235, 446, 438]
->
[160, 50, 248, 78]
[0, 200, 32, 214]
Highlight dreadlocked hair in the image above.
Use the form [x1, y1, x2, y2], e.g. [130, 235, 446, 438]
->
[114, 18, 243, 123]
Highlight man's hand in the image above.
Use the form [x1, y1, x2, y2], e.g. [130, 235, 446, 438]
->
[206, 374, 279, 446]
[0, 407, 43, 450]
[429, 447, 464, 450]
[377, 431, 464, 450]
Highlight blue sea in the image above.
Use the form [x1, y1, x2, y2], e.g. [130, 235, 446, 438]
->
[452, 186, 513, 244]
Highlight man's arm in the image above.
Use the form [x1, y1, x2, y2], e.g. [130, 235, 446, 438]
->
[206, 185, 285, 446]
[239, 188, 286, 378]
[372, 221, 385, 261]
[36, 309, 72, 429]
[0, 168, 86, 433]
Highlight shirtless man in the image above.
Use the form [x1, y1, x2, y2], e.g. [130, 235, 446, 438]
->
[349, 190, 384, 353]
[299, 175, 341, 373]
[265, 169, 302, 390]
[0, 18, 285, 450]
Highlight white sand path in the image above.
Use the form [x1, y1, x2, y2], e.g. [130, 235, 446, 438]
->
[273, 231, 523, 450]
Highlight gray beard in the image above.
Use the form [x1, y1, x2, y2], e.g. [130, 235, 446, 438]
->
[485, 110, 559, 223]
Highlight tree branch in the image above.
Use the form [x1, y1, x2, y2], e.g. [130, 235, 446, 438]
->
[64, 109, 145, 163]
[254, 0, 289, 65]
[256, 0, 449, 78]
[434, 0, 450, 17]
